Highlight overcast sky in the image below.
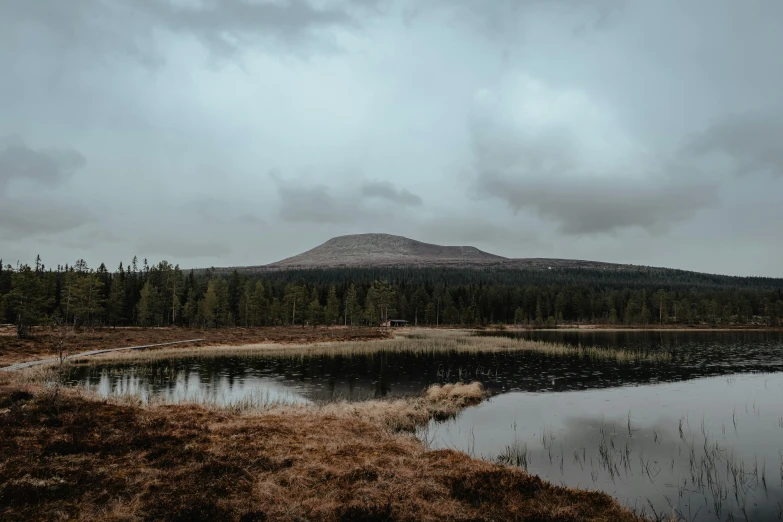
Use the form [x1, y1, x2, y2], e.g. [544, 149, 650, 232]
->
[1, 0, 782, 276]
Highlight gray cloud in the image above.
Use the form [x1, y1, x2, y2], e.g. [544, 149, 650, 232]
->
[468, 74, 719, 235]
[406, 0, 625, 35]
[139, 0, 357, 56]
[234, 213, 266, 226]
[416, 216, 544, 253]
[0, 137, 91, 240]
[275, 176, 421, 224]
[136, 235, 231, 259]
[3, 0, 783, 275]
[55, 229, 123, 251]
[276, 179, 367, 224]
[0, 199, 93, 240]
[361, 181, 423, 206]
[1, 0, 361, 64]
[682, 110, 783, 177]
[0, 137, 85, 193]
[480, 175, 717, 235]
[176, 197, 265, 227]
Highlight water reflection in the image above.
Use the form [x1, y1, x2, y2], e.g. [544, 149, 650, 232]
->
[68, 331, 783, 404]
[424, 372, 783, 521]
[67, 330, 783, 519]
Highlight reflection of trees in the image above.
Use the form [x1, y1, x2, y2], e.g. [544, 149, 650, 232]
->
[70, 331, 783, 403]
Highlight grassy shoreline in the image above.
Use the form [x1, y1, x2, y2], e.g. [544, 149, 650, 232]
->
[0, 374, 651, 521]
[0, 326, 390, 368]
[46, 329, 672, 368]
[4, 323, 779, 369]
[1, 330, 676, 520]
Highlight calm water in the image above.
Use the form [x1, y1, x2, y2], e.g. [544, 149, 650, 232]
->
[428, 330, 783, 521]
[68, 330, 783, 521]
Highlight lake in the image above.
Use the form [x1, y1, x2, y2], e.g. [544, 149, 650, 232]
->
[67, 329, 783, 521]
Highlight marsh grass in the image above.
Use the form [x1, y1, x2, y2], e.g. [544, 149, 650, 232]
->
[491, 407, 780, 522]
[0, 331, 668, 521]
[64, 328, 672, 368]
[96, 381, 487, 432]
[0, 378, 650, 522]
[497, 439, 529, 469]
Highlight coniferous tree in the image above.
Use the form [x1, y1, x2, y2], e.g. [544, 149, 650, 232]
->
[283, 284, 307, 326]
[249, 281, 269, 326]
[424, 302, 436, 325]
[227, 270, 243, 322]
[343, 283, 359, 326]
[70, 273, 105, 327]
[534, 298, 544, 326]
[107, 266, 126, 326]
[182, 288, 199, 327]
[200, 278, 231, 328]
[366, 280, 395, 326]
[325, 284, 340, 325]
[137, 281, 160, 328]
[5, 265, 50, 338]
[411, 288, 429, 326]
[307, 287, 322, 326]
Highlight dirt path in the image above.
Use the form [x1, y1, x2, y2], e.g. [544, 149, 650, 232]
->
[0, 339, 204, 372]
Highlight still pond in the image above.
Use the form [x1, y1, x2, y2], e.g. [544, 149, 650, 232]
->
[68, 330, 783, 521]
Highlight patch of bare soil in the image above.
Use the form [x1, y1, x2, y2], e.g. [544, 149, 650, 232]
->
[0, 326, 390, 367]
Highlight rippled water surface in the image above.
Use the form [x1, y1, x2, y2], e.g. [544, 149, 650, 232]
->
[68, 330, 783, 520]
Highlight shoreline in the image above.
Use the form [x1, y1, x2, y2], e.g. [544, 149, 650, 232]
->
[0, 368, 652, 521]
[0, 325, 390, 368]
[5, 324, 781, 370]
[493, 325, 783, 332]
[11, 328, 757, 519]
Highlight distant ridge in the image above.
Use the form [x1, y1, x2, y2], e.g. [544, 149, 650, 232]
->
[205, 234, 783, 290]
[243, 233, 629, 271]
[266, 233, 507, 269]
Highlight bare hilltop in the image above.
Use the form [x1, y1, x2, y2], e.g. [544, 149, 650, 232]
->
[242, 233, 627, 271]
[267, 233, 506, 268]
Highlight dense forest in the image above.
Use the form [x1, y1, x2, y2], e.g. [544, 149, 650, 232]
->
[1, 256, 782, 338]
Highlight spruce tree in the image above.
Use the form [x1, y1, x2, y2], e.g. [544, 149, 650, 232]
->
[71, 273, 105, 327]
[344, 284, 359, 326]
[136, 281, 160, 328]
[107, 272, 126, 326]
[6, 265, 50, 338]
[325, 285, 340, 325]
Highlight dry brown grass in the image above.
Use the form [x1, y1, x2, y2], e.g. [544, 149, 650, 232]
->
[0, 379, 648, 522]
[0, 326, 389, 367]
[68, 328, 670, 367]
[314, 382, 486, 432]
[0, 331, 660, 521]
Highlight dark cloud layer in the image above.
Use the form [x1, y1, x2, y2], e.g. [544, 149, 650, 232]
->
[361, 181, 422, 206]
[0, 199, 92, 240]
[480, 175, 717, 235]
[408, 0, 625, 35]
[683, 110, 783, 177]
[276, 177, 422, 224]
[0, 137, 85, 193]
[140, 0, 357, 55]
[276, 179, 367, 224]
[0, 137, 91, 240]
[467, 76, 721, 235]
[1, 0, 361, 63]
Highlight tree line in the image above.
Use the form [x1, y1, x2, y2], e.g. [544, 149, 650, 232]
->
[1, 256, 782, 338]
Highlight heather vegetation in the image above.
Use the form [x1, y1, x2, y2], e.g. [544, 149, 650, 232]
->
[2, 256, 782, 339]
[0, 366, 651, 521]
